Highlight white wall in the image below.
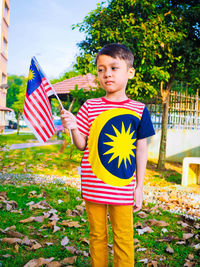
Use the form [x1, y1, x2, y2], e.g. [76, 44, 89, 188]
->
[147, 129, 200, 163]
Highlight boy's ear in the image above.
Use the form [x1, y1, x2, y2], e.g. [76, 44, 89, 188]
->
[128, 68, 135, 79]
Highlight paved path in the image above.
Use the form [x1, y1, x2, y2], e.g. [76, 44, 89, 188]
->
[9, 140, 63, 150]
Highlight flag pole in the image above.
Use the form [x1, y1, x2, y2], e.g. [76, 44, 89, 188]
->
[52, 89, 74, 144]
[33, 57, 73, 144]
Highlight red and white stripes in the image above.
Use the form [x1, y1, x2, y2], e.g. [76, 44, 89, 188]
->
[76, 97, 145, 205]
[23, 78, 55, 143]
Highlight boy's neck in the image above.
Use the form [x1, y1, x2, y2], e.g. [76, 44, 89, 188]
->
[104, 93, 128, 102]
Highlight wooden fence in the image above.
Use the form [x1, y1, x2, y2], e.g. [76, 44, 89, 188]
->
[146, 85, 200, 130]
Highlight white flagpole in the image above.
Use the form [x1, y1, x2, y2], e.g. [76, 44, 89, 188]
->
[33, 57, 73, 144]
[53, 91, 74, 144]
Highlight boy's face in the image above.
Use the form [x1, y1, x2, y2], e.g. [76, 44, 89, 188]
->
[97, 55, 135, 97]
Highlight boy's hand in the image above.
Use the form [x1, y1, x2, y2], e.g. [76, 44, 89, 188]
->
[60, 109, 77, 130]
[133, 187, 143, 213]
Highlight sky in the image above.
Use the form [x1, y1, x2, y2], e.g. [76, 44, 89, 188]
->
[7, 0, 101, 79]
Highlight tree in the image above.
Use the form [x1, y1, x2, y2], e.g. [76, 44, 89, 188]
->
[7, 75, 27, 134]
[73, 0, 200, 169]
[7, 75, 24, 108]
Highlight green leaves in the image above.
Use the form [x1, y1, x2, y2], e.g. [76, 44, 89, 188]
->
[72, 0, 199, 97]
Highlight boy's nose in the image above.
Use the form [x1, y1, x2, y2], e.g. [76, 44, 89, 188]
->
[104, 69, 112, 78]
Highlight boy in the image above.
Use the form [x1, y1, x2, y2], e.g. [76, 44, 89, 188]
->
[61, 43, 155, 267]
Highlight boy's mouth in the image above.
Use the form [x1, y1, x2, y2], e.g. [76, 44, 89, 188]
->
[105, 80, 114, 85]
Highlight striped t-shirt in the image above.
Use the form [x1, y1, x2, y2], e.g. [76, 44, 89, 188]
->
[76, 97, 155, 205]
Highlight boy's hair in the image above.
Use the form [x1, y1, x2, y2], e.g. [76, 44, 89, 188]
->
[95, 43, 134, 68]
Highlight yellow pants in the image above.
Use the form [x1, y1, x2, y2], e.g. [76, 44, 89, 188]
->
[85, 201, 134, 267]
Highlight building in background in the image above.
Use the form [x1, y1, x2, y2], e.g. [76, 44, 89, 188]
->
[0, 0, 12, 131]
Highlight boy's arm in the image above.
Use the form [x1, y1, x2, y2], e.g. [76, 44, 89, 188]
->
[60, 109, 87, 151]
[133, 138, 148, 213]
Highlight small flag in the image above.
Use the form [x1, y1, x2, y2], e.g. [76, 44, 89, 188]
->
[23, 57, 56, 143]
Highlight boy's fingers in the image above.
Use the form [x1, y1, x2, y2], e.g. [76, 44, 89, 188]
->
[60, 109, 67, 115]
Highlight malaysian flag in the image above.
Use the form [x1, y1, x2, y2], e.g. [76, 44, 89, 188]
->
[23, 57, 56, 143]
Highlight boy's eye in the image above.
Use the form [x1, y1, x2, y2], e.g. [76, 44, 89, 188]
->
[112, 67, 118, 70]
[98, 69, 103, 72]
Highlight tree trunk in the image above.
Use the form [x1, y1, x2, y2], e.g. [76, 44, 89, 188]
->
[157, 75, 174, 170]
[17, 112, 20, 135]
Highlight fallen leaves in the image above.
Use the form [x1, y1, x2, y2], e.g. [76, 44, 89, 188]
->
[61, 236, 69, 246]
[23, 257, 55, 267]
[1, 179, 199, 267]
[136, 226, 154, 235]
[166, 245, 174, 254]
[60, 220, 82, 228]
[146, 219, 169, 227]
[1, 235, 42, 251]
[20, 215, 48, 223]
[143, 184, 200, 219]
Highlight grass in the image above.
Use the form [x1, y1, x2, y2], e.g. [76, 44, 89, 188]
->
[0, 182, 199, 267]
[0, 133, 36, 145]
[0, 136, 83, 177]
[0, 133, 182, 184]
[0, 133, 199, 266]
[0, 183, 91, 267]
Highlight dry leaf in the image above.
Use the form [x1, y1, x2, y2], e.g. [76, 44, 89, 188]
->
[10, 209, 23, 214]
[183, 233, 194, 240]
[46, 261, 62, 267]
[0, 191, 7, 199]
[1, 237, 22, 244]
[6, 230, 25, 238]
[60, 220, 81, 228]
[14, 243, 19, 253]
[61, 236, 69, 246]
[61, 256, 77, 265]
[4, 225, 16, 231]
[26, 201, 35, 206]
[82, 251, 89, 257]
[22, 236, 35, 246]
[65, 246, 77, 254]
[20, 215, 46, 223]
[53, 225, 60, 233]
[134, 221, 143, 228]
[29, 203, 48, 210]
[139, 258, 148, 264]
[149, 261, 158, 267]
[66, 209, 73, 216]
[4, 200, 18, 211]
[176, 241, 186, 245]
[177, 221, 190, 228]
[75, 205, 85, 212]
[137, 211, 148, 218]
[20, 217, 35, 223]
[161, 228, 168, 233]
[34, 215, 47, 223]
[136, 248, 147, 252]
[136, 226, 154, 235]
[192, 243, 200, 250]
[184, 261, 196, 267]
[2, 254, 14, 258]
[23, 257, 54, 267]
[29, 243, 42, 250]
[80, 237, 89, 245]
[49, 213, 60, 221]
[166, 245, 174, 254]
[28, 190, 37, 197]
[187, 254, 194, 260]
[45, 242, 54, 246]
[146, 219, 169, 227]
